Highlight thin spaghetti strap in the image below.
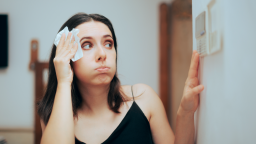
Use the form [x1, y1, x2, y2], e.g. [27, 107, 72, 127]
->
[131, 85, 134, 101]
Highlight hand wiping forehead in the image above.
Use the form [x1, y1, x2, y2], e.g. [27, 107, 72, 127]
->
[54, 26, 83, 61]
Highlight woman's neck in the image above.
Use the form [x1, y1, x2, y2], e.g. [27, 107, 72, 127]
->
[76, 81, 111, 116]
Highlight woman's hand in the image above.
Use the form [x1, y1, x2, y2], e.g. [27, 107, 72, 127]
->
[53, 32, 78, 85]
[179, 50, 204, 114]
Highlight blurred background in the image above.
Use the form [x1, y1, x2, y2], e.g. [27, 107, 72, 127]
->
[0, 0, 175, 143]
[1, 0, 256, 144]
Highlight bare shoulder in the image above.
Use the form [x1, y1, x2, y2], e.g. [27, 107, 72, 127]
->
[121, 83, 159, 100]
[121, 83, 164, 121]
[40, 119, 46, 133]
[133, 83, 160, 102]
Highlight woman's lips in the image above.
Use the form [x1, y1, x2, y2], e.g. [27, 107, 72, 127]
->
[95, 67, 110, 73]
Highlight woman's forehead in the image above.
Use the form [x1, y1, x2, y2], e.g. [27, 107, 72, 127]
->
[76, 21, 112, 38]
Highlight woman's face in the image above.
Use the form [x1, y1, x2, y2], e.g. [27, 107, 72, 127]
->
[72, 21, 116, 86]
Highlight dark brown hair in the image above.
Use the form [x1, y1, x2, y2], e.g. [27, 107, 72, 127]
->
[37, 13, 125, 125]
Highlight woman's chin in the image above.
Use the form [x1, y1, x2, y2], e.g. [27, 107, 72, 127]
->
[93, 75, 113, 85]
[76, 73, 114, 86]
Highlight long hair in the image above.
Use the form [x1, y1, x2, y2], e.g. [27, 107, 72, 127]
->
[37, 13, 125, 125]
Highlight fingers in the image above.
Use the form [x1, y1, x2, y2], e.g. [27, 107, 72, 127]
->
[66, 42, 79, 60]
[63, 32, 72, 49]
[190, 50, 196, 66]
[68, 35, 75, 50]
[56, 32, 76, 58]
[191, 85, 204, 95]
[54, 30, 79, 65]
[56, 33, 66, 53]
[188, 50, 200, 79]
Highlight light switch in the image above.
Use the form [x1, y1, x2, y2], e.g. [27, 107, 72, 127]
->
[195, 11, 208, 56]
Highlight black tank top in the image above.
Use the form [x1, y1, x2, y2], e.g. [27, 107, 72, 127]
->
[75, 85, 154, 144]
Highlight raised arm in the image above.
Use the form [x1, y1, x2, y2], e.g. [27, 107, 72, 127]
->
[174, 50, 204, 144]
[40, 32, 78, 144]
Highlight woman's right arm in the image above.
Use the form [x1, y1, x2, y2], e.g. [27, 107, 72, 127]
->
[40, 32, 78, 144]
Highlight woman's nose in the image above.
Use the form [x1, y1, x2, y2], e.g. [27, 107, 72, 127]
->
[96, 45, 106, 62]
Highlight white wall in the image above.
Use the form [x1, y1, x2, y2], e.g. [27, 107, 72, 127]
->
[193, 0, 256, 143]
[0, 0, 170, 129]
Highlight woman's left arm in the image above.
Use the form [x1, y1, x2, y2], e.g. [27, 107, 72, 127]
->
[174, 50, 204, 144]
[139, 83, 175, 144]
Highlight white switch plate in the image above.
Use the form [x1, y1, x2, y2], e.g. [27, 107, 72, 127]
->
[207, 0, 222, 54]
[195, 11, 208, 57]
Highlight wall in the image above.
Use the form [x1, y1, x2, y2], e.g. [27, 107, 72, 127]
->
[193, 0, 256, 143]
[0, 0, 170, 130]
[169, 12, 193, 131]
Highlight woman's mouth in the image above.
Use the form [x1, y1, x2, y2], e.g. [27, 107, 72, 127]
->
[95, 67, 110, 73]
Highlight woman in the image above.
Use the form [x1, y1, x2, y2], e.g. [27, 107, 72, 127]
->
[38, 13, 204, 144]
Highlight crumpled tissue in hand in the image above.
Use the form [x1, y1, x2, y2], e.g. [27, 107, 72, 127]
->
[54, 26, 83, 62]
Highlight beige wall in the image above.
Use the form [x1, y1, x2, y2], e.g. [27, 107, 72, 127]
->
[0, 130, 33, 144]
[169, 17, 192, 131]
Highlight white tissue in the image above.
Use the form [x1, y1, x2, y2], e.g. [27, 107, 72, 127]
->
[54, 26, 83, 61]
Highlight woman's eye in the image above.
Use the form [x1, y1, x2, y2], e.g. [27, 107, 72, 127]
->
[105, 43, 112, 48]
[82, 43, 92, 49]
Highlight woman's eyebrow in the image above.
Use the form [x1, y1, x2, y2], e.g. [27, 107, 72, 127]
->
[80, 34, 113, 42]
[103, 35, 112, 39]
[80, 37, 92, 42]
